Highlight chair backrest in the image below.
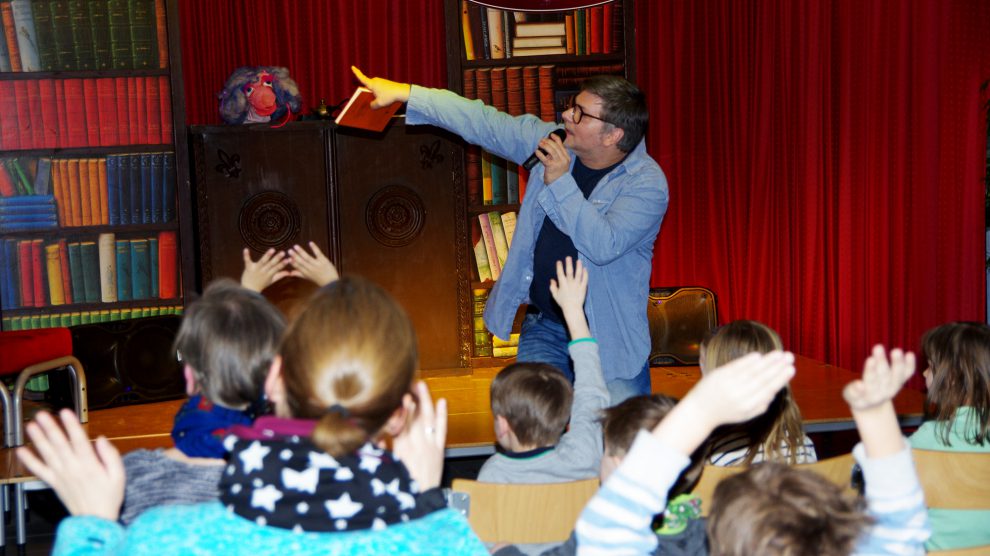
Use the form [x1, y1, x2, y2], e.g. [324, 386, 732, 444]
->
[691, 453, 857, 516]
[450, 478, 600, 543]
[927, 546, 990, 556]
[647, 287, 718, 366]
[912, 449, 990, 510]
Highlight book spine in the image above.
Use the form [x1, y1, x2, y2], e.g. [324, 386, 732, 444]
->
[66, 158, 85, 226]
[0, 80, 19, 149]
[488, 211, 509, 268]
[538, 65, 555, 122]
[44, 242, 65, 305]
[6, 158, 34, 195]
[490, 67, 507, 111]
[51, 158, 65, 225]
[589, 6, 603, 54]
[114, 238, 131, 300]
[565, 13, 575, 54]
[1, 3, 22, 71]
[472, 288, 492, 357]
[38, 78, 59, 149]
[96, 157, 108, 224]
[0, 163, 18, 197]
[10, 0, 40, 71]
[127, 153, 140, 224]
[472, 223, 492, 282]
[505, 163, 519, 204]
[88, 0, 111, 69]
[2, 239, 20, 308]
[480, 151, 493, 205]
[57, 238, 71, 304]
[96, 77, 118, 146]
[67, 0, 94, 69]
[82, 78, 101, 145]
[477, 213, 501, 280]
[139, 152, 151, 223]
[48, 0, 75, 70]
[477, 5, 490, 61]
[146, 73, 161, 142]
[128, 0, 156, 69]
[459, 0, 474, 61]
[126, 76, 138, 143]
[30, 238, 44, 307]
[31, 0, 56, 70]
[162, 151, 175, 222]
[522, 65, 539, 116]
[12, 81, 32, 148]
[148, 235, 158, 297]
[63, 78, 87, 147]
[135, 76, 148, 144]
[149, 151, 162, 223]
[475, 67, 491, 105]
[87, 158, 102, 225]
[575, 9, 586, 56]
[486, 7, 504, 59]
[54, 79, 67, 147]
[157, 230, 177, 298]
[79, 240, 99, 303]
[158, 75, 172, 143]
[25, 79, 45, 148]
[118, 153, 131, 224]
[0, 8, 10, 72]
[505, 66, 524, 116]
[154, 0, 166, 67]
[107, 0, 131, 69]
[17, 240, 32, 308]
[501, 211, 517, 247]
[602, 2, 613, 54]
[97, 232, 116, 302]
[129, 238, 149, 299]
[114, 77, 129, 144]
[490, 156, 507, 205]
[465, 146, 482, 205]
[105, 155, 119, 225]
[610, 0, 622, 54]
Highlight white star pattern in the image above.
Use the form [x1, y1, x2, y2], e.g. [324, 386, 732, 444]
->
[280, 449, 292, 461]
[358, 454, 382, 474]
[370, 478, 399, 497]
[325, 492, 363, 519]
[223, 436, 237, 452]
[230, 483, 242, 494]
[251, 484, 283, 512]
[296, 501, 309, 514]
[335, 519, 346, 530]
[308, 451, 340, 469]
[282, 466, 319, 493]
[396, 491, 416, 511]
[334, 467, 354, 481]
[238, 441, 271, 473]
[372, 518, 387, 531]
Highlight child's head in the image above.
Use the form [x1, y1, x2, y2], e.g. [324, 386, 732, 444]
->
[921, 321, 990, 445]
[700, 320, 806, 464]
[600, 394, 707, 493]
[174, 278, 286, 409]
[274, 277, 418, 458]
[490, 362, 572, 449]
[707, 462, 868, 556]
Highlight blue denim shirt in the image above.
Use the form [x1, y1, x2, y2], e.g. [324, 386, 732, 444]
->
[407, 86, 669, 380]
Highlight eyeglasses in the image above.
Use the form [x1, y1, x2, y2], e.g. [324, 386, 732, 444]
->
[568, 96, 613, 126]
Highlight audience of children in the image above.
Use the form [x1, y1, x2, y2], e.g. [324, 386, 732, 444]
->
[19, 278, 488, 555]
[908, 321, 990, 550]
[477, 257, 610, 484]
[576, 345, 930, 555]
[700, 320, 818, 465]
[120, 279, 285, 524]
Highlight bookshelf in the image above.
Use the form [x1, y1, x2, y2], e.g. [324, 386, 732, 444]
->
[0, 0, 191, 332]
[443, 0, 636, 363]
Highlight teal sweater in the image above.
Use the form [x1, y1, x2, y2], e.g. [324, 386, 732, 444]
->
[54, 502, 487, 556]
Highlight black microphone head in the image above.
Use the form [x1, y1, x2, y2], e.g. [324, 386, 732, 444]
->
[550, 128, 566, 141]
[522, 129, 567, 170]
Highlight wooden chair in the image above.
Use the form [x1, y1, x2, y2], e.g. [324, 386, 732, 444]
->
[691, 453, 858, 516]
[912, 449, 990, 555]
[450, 478, 600, 544]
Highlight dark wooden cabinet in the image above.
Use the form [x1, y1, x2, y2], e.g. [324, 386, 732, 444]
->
[190, 121, 472, 370]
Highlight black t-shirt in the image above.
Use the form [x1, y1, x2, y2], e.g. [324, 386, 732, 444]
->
[529, 157, 623, 322]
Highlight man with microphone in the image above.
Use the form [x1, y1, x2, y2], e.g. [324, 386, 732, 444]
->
[353, 66, 668, 403]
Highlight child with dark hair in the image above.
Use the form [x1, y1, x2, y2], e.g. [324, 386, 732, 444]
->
[478, 257, 610, 484]
[909, 321, 990, 550]
[576, 346, 930, 556]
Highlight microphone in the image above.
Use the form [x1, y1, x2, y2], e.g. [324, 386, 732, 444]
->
[522, 129, 567, 171]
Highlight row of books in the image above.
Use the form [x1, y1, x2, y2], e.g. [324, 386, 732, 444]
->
[471, 288, 519, 358]
[0, 75, 173, 150]
[0, 194, 56, 232]
[2, 304, 182, 331]
[459, 0, 623, 61]
[0, 0, 167, 73]
[0, 230, 179, 310]
[473, 210, 517, 283]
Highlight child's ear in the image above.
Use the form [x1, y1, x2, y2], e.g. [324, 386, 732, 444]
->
[264, 356, 286, 414]
[382, 394, 412, 437]
[183, 365, 198, 397]
[494, 414, 509, 440]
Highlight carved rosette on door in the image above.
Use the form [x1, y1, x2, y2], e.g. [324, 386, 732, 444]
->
[238, 191, 303, 252]
[365, 185, 426, 248]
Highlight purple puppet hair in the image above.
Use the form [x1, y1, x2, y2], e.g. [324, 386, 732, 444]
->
[217, 66, 302, 125]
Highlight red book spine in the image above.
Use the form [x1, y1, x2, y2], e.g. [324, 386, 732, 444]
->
[25, 80, 45, 149]
[146, 76, 161, 144]
[63, 79, 87, 148]
[0, 164, 16, 196]
[522, 66, 539, 116]
[127, 76, 139, 144]
[55, 80, 69, 148]
[538, 65, 555, 122]
[462, 68, 476, 99]
[159, 76, 172, 143]
[83, 79, 101, 146]
[96, 78, 119, 146]
[13, 80, 32, 149]
[518, 166, 528, 201]
[475, 68, 492, 105]
[38, 79, 60, 148]
[30, 239, 44, 307]
[490, 67, 507, 111]
[1, 3, 21, 72]
[505, 66, 524, 116]
[0, 80, 19, 150]
[18, 241, 33, 307]
[157, 230, 178, 299]
[135, 77, 148, 144]
[58, 239, 72, 305]
[115, 77, 130, 145]
[602, 3, 613, 54]
[589, 6, 603, 54]
[154, 0, 168, 68]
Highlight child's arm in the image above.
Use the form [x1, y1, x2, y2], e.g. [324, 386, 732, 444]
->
[550, 256, 590, 340]
[287, 241, 339, 286]
[576, 351, 795, 555]
[240, 248, 291, 292]
[844, 346, 930, 554]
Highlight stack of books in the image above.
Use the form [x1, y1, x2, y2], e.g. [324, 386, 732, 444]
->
[0, 195, 57, 233]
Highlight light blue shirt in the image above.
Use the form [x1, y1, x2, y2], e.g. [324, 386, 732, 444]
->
[406, 86, 669, 380]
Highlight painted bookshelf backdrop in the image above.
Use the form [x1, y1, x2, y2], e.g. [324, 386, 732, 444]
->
[446, 0, 634, 362]
[0, 0, 184, 332]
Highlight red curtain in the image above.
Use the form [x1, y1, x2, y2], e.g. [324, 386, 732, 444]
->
[177, 0, 449, 124]
[638, 0, 990, 376]
[177, 1, 989, 376]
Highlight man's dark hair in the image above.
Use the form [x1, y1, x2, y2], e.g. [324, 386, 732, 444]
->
[580, 75, 648, 152]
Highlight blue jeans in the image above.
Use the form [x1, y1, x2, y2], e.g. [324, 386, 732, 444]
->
[516, 311, 652, 405]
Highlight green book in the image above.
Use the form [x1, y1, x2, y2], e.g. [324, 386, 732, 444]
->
[127, 0, 156, 69]
[490, 156, 507, 205]
[39, 314, 51, 328]
[115, 239, 132, 301]
[69, 312, 81, 326]
[79, 240, 100, 303]
[67, 0, 94, 70]
[149, 306, 159, 317]
[107, 0, 131, 69]
[67, 241, 84, 303]
[80, 311, 91, 324]
[49, 0, 77, 70]
[120, 307, 132, 320]
[30, 315, 41, 329]
[109, 308, 120, 321]
[59, 313, 71, 326]
[10, 317, 24, 331]
[130, 238, 150, 300]
[97, 309, 109, 322]
[1, 316, 11, 331]
[149, 236, 158, 298]
[576, 9, 586, 56]
[87, 0, 112, 69]
[31, 0, 57, 71]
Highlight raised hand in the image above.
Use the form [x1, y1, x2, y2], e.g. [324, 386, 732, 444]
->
[287, 241, 339, 286]
[392, 381, 448, 491]
[843, 345, 915, 411]
[351, 66, 411, 109]
[240, 247, 291, 292]
[550, 256, 590, 340]
[16, 409, 125, 521]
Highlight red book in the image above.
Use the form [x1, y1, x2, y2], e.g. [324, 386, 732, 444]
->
[505, 66, 524, 116]
[0, 80, 19, 150]
[63, 79, 87, 148]
[0, 164, 16, 196]
[115, 77, 130, 145]
[30, 239, 45, 307]
[97, 78, 119, 146]
[490, 67, 507, 111]
[18, 241, 33, 308]
[157, 230, 178, 299]
[127, 76, 140, 144]
[518, 166, 528, 201]
[25, 80, 45, 149]
[58, 239, 73, 305]
[602, 3, 613, 54]
[538, 65, 555, 122]
[13, 80, 33, 149]
[135, 77, 148, 144]
[55, 80, 69, 148]
[333, 87, 401, 133]
[145, 76, 161, 144]
[589, 6, 603, 54]
[159, 76, 172, 143]
[463, 68, 476, 99]
[83, 79, 101, 146]
[38, 79, 60, 148]
[1, 3, 21, 72]
[475, 68, 492, 105]
[154, 0, 168, 68]
[522, 66, 539, 116]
